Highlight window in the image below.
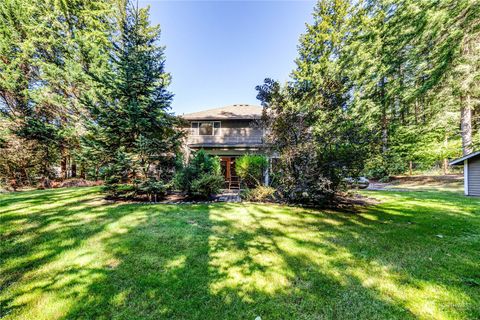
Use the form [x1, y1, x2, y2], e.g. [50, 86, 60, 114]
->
[190, 122, 199, 135]
[199, 122, 213, 135]
[191, 121, 221, 136]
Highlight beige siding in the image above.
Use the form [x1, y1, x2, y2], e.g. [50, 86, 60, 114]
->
[468, 157, 480, 196]
[186, 120, 263, 146]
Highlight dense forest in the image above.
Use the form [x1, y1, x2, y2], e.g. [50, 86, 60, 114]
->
[0, 0, 183, 195]
[1, 0, 479, 201]
[257, 0, 480, 187]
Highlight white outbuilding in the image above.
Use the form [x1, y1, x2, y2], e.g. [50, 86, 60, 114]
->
[450, 151, 480, 196]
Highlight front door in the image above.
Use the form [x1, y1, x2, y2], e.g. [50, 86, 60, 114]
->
[220, 157, 232, 182]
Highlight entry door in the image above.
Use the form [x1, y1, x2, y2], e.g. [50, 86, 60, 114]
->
[220, 157, 231, 181]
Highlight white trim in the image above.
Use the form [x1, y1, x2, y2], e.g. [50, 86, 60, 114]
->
[464, 159, 469, 195]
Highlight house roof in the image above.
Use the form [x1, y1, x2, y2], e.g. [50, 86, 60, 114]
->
[182, 104, 263, 120]
[449, 150, 480, 165]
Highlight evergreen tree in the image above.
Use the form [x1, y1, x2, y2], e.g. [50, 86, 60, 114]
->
[260, 0, 480, 187]
[0, 0, 114, 185]
[83, 1, 183, 199]
[345, 0, 479, 174]
[256, 0, 372, 204]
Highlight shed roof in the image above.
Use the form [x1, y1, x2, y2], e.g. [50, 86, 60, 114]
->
[449, 151, 480, 165]
[182, 104, 263, 120]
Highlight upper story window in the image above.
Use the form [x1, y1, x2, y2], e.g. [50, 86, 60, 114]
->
[191, 121, 221, 136]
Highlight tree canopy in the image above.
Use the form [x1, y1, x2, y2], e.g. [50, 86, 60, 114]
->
[258, 0, 480, 190]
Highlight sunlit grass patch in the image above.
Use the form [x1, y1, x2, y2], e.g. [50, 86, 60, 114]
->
[1, 187, 479, 319]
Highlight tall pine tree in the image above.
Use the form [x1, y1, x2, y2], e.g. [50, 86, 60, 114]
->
[83, 0, 183, 199]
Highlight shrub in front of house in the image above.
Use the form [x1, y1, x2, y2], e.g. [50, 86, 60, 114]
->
[175, 150, 224, 199]
[136, 178, 169, 202]
[235, 154, 268, 187]
[189, 173, 224, 198]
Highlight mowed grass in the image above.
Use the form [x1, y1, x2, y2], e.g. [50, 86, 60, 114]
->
[1, 187, 479, 319]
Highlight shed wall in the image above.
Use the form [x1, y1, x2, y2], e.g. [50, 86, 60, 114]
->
[468, 156, 480, 196]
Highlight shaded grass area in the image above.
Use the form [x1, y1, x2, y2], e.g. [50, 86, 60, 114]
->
[1, 187, 479, 319]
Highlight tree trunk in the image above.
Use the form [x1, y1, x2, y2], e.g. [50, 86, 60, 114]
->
[79, 165, 86, 179]
[61, 156, 67, 180]
[381, 112, 388, 153]
[414, 99, 419, 124]
[71, 162, 77, 178]
[409, 161, 413, 175]
[460, 95, 473, 155]
[442, 158, 449, 175]
[24, 168, 32, 186]
[380, 78, 388, 153]
[442, 134, 449, 175]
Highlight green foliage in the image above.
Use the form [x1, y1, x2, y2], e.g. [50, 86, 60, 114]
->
[136, 178, 168, 202]
[102, 183, 136, 200]
[235, 154, 268, 187]
[344, 0, 479, 171]
[1, 0, 478, 192]
[190, 174, 224, 199]
[241, 186, 279, 202]
[175, 150, 223, 199]
[257, 78, 372, 205]
[258, 0, 479, 189]
[102, 160, 170, 201]
[0, 128, 42, 189]
[0, 0, 115, 182]
[363, 153, 406, 180]
[0, 0, 183, 192]
[256, 0, 378, 205]
[102, 149, 135, 199]
[82, 1, 183, 199]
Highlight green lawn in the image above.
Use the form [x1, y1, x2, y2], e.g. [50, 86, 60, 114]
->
[1, 187, 479, 319]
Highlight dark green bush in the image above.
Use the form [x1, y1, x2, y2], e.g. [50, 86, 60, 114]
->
[175, 150, 223, 199]
[190, 173, 224, 198]
[103, 183, 136, 199]
[102, 149, 134, 199]
[102, 148, 172, 201]
[136, 178, 168, 202]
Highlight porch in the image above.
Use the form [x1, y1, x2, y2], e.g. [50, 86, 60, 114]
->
[220, 156, 240, 190]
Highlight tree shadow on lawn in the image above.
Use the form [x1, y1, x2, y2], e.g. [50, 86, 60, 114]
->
[323, 192, 480, 317]
[1, 190, 111, 274]
[57, 202, 419, 320]
[0, 187, 102, 217]
[2, 188, 479, 319]
[0, 187, 140, 318]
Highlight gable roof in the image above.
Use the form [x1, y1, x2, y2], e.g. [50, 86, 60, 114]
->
[182, 104, 263, 120]
[449, 150, 480, 165]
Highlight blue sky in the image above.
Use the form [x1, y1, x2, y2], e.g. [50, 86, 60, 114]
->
[139, 0, 316, 115]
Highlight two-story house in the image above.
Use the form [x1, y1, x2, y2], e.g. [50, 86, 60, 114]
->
[182, 104, 264, 188]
